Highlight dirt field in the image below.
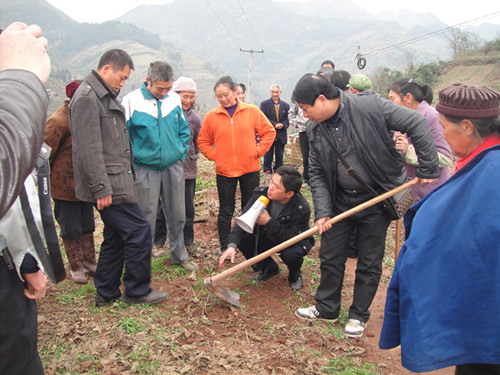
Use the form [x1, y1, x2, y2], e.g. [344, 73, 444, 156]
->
[37, 156, 454, 374]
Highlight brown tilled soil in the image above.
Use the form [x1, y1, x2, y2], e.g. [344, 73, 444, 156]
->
[37, 157, 454, 374]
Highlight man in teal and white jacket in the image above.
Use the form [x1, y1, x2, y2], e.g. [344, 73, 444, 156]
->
[121, 61, 198, 271]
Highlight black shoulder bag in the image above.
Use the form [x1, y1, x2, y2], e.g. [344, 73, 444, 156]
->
[318, 123, 413, 220]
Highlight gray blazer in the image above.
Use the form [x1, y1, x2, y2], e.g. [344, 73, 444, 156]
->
[69, 71, 138, 205]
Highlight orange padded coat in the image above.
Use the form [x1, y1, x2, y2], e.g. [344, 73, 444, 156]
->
[198, 100, 275, 177]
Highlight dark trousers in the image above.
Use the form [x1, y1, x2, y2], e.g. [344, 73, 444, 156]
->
[154, 178, 197, 246]
[0, 257, 44, 375]
[53, 199, 95, 240]
[184, 178, 196, 245]
[263, 141, 285, 172]
[216, 172, 260, 250]
[348, 226, 359, 257]
[94, 203, 152, 299]
[154, 198, 167, 245]
[455, 364, 500, 375]
[314, 191, 390, 322]
[298, 131, 309, 183]
[238, 231, 306, 282]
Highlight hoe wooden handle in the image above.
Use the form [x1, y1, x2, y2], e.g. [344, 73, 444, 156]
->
[209, 179, 417, 284]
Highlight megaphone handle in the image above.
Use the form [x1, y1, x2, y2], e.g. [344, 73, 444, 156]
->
[209, 179, 417, 284]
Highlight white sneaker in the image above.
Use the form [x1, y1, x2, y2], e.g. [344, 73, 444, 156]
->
[295, 306, 337, 322]
[344, 319, 367, 338]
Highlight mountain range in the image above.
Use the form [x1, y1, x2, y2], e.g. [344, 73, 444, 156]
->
[2, 0, 499, 107]
[112, 0, 500, 101]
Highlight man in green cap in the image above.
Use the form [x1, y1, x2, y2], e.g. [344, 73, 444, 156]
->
[348, 74, 373, 94]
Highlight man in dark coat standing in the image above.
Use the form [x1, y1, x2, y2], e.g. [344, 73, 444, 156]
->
[260, 84, 290, 175]
[69, 49, 166, 307]
[292, 74, 439, 339]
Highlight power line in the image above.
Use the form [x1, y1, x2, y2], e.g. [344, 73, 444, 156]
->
[203, 0, 240, 48]
[236, 0, 270, 84]
[362, 11, 500, 57]
[236, 0, 264, 51]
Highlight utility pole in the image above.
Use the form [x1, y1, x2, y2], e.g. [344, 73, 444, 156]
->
[240, 48, 263, 103]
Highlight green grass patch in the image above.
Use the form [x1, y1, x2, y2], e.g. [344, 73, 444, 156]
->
[196, 175, 216, 190]
[117, 317, 148, 334]
[55, 282, 95, 304]
[323, 357, 379, 374]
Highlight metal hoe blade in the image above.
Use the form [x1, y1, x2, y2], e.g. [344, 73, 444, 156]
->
[204, 277, 241, 307]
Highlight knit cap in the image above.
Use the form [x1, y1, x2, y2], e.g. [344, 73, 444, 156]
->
[65, 80, 81, 99]
[436, 83, 500, 119]
[173, 76, 197, 93]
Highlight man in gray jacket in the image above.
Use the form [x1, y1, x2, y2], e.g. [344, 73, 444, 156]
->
[69, 49, 166, 307]
[292, 74, 439, 338]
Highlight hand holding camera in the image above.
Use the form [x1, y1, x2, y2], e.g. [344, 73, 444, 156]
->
[0, 22, 50, 83]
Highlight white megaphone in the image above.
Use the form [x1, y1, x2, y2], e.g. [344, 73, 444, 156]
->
[236, 195, 270, 233]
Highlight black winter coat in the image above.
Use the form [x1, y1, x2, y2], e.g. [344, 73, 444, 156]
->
[0, 70, 48, 218]
[228, 186, 314, 253]
[306, 90, 439, 220]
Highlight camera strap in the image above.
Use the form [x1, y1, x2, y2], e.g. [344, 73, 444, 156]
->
[19, 148, 65, 284]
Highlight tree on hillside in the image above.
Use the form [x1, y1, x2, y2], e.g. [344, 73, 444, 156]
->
[371, 67, 403, 97]
[411, 62, 444, 87]
[483, 37, 500, 55]
[371, 60, 444, 97]
[447, 28, 482, 58]
[402, 52, 417, 76]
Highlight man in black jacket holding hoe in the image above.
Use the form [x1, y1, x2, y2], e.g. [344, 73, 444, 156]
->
[292, 74, 439, 339]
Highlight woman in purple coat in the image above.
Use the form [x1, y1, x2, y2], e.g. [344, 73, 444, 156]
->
[389, 78, 452, 202]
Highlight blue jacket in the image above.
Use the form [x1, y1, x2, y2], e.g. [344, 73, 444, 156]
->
[379, 145, 500, 372]
[122, 83, 190, 171]
[260, 98, 290, 144]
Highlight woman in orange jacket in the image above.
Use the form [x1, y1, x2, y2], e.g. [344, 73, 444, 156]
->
[198, 76, 275, 251]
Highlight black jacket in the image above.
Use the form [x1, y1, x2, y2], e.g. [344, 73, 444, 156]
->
[228, 186, 314, 252]
[306, 90, 439, 220]
[0, 70, 48, 218]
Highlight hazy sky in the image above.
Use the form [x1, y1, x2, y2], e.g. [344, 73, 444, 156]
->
[46, 0, 499, 26]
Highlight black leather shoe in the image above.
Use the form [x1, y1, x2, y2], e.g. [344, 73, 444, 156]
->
[252, 267, 279, 282]
[289, 274, 303, 291]
[123, 290, 167, 305]
[95, 294, 122, 308]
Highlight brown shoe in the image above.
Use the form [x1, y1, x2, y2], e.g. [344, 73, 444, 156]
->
[179, 260, 199, 271]
[62, 238, 87, 284]
[81, 233, 97, 276]
[153, 248, 167, 258]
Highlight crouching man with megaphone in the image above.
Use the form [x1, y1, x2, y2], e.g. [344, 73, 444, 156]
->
[219, 166, 314, 291]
